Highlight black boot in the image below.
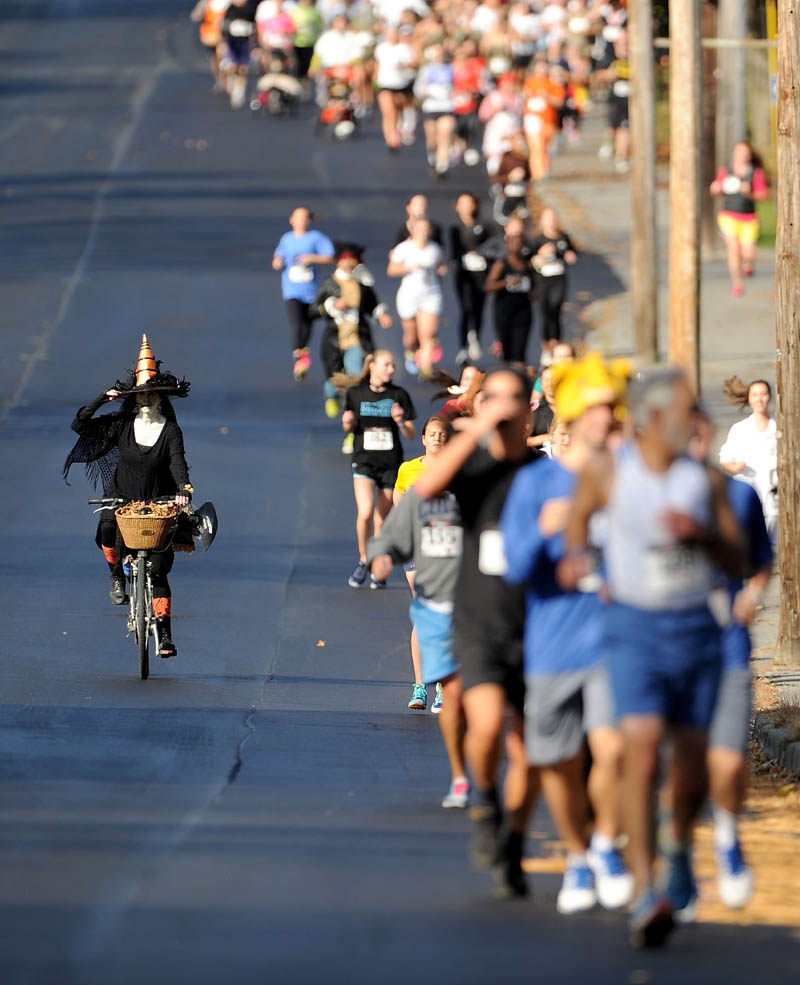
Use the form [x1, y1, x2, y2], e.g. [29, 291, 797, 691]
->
[155, 616, 177, 658]
[492, 829, 529, 900]
[109, 567, 127, 605]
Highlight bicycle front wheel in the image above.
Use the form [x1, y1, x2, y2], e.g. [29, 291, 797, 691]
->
[134, 556, 149, 680]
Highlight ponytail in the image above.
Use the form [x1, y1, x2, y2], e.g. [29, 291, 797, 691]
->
[724, 375, 772, 410]
[331, 350, 395, 392]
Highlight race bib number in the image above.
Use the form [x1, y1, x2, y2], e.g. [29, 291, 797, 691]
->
[489, 56, 511, 76]
[722, 175, 741, 194]
[540, 260, 565, 277]
[643, 545, 712, 599]
[503, 182, 527, 198]
[421, 524, 463, 559]
[527, 96, 547, 113]
[462, 251, 487, 273]
[603, 25, 623, 42]
[229, 19, 254, 37]
[478, 528, 508, 576]
[506, 275, 531, 293]
[612, 79, 631, 98]
[342, 307, 359, 323]
[363, 428, 394, 452]
[288, 264, 313, 283]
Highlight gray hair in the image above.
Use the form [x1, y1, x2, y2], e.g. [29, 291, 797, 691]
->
[628, 365, 688, 429]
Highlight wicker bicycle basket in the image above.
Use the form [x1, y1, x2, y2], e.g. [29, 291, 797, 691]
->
[115, 502, 178, 550]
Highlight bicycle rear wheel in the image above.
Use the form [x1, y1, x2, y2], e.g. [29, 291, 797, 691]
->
[134, 556, 149, 680]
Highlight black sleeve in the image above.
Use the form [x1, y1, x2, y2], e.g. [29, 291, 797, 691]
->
[448, 224, 461, 263]
[310, 278, 335, 320]
[562, 233, 576, 255]
[430, 221, 443, 246]
[166, 424, 191, 489]
[392, 224, 408, 247]
[399, 388, 417, 422]
[71, 392, 112, 434]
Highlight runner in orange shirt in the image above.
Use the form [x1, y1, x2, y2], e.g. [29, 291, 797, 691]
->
[522, 58, 565, 181]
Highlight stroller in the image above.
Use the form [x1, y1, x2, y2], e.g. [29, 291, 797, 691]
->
[315, 67, 357, 140]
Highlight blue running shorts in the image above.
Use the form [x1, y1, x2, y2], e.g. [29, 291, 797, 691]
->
[410, 598, 459, 686]
[603, 602, 722, 728]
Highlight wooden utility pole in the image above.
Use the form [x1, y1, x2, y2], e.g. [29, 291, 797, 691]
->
[668, 0, 702, 392]
[715, 0, 747, 162]
[775, 0, 800, 666]
[701, 2, 719, 255]
[628, 0, 658, 362]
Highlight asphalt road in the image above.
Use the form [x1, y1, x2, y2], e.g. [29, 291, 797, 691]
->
[1, 3, 798, 983]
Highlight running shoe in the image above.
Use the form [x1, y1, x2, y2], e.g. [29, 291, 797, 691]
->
[598, 141, 613, 160]
[716, 839, 754, 909]
[587, 841, 635, 910]
[556, 863, 597, 915]
[464, 148, 481, 167]
[341, 433, 354, 454]
[441, 776, 470, 809]
[293, 350, 312, 381]
[324, 397, 340, 419]
[743, 264, 755, 277]
[466, 330, 482, 362]
[404, 350, 419, 376]
[615, 158, 631, 174]
[348, 560, 368, 588]
[732, 283, 744, 297]
[408, 683, 427, 710]
[455, 347, 469, 366]
[628, 888, 674, 949]
[664, 848, 698, 923]
[493, 830, 529, 899]
[469, 805, 502, 869]
[414, 343, 444, 368]
[369, 574, 386, 590]
[431, 681, 443, 714]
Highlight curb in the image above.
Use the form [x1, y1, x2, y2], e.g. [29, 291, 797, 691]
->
[753, 711, 800, 777]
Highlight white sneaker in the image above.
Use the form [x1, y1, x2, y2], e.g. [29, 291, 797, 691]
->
[556, 864, 597, 915]
[466, 330, 482, 362]
[587, 844, 635, 910]
[716, 840, 755, 909]
[464, 148, 481, 167]
[615, 158, 631, 174]
[598, 141, 613, 160]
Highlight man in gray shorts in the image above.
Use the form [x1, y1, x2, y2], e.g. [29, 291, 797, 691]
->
[501, 353, 634, 916]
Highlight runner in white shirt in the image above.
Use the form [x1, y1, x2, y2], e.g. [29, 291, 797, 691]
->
[388, 218, 448, 379]
[374, 26, 417, 150]
[719, 377, 778, 540]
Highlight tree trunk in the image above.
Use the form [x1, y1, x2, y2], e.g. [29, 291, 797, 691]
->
[701, 2, 719, 257]
[775, 0, 800, 665]
[668, 0, 702, 393]
[628, 0, 658, 360]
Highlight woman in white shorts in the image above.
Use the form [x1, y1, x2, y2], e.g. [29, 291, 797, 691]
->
[387, 218, 447, 379]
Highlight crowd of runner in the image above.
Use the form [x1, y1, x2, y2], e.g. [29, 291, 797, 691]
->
[188, 0, 781, 955]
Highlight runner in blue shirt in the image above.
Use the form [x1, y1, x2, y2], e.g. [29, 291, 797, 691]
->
[272, 206, 334, 380]
[501, 352, 634, 918]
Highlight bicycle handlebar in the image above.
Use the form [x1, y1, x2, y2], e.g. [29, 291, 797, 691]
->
[88, 497, 178, 506]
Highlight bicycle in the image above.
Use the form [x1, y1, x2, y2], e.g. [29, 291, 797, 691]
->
[89, 497, 181, 680]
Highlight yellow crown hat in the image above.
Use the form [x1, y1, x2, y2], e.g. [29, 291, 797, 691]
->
[135, 334, 157, 387]
[551, 352, 633, 424]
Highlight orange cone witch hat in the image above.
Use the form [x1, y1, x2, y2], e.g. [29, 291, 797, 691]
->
[135, 334, 157, 387]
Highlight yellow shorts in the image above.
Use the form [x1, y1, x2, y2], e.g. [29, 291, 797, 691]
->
[718, 212, 759, 246]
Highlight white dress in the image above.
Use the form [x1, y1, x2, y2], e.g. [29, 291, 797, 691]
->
[719, 414, 778, 532]
[390, 240, 443, 319]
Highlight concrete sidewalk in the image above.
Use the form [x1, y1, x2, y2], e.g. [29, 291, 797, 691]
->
[540, 109, 798, 774]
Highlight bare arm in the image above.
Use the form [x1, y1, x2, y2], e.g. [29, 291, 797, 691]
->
[483, 258, 507, 294]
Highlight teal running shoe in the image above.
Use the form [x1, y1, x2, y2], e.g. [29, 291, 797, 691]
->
[408, 683, 427, 710]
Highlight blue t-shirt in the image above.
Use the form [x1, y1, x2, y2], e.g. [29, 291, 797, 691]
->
[274, 229, 334, 302]
[501, 457, 604, 675]
[721, 478, 773, 669]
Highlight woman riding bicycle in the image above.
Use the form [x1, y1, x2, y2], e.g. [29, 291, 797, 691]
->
[64, 335, 193, 658]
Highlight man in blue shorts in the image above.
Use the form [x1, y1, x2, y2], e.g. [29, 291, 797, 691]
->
[560, 366, 745, 948]
[501, 353, 634, 917]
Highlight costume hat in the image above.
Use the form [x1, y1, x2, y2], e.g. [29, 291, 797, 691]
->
[114, 334, 191, 398]
[551, 352, 632, 423]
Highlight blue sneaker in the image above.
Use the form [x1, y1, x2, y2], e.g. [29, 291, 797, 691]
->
[431, 681, 444, 714]
[556, 863, 597, 914]
[716, 839, 754, 909]
[404, 350, 419, 375]
[629, 887, 674, 949]
[408, 683, 427, 710]
[664, 849, 698, 923]
[587, 841, 635, 910]
[348, 560, 368, 588]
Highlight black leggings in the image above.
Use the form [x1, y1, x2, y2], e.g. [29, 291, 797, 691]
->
[495, 297, 532, 364]
[285, 298, 313, 351]
[539, 276, 567, 342]
[454, 271, 486, 347]
[99, 518, 174, 599]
